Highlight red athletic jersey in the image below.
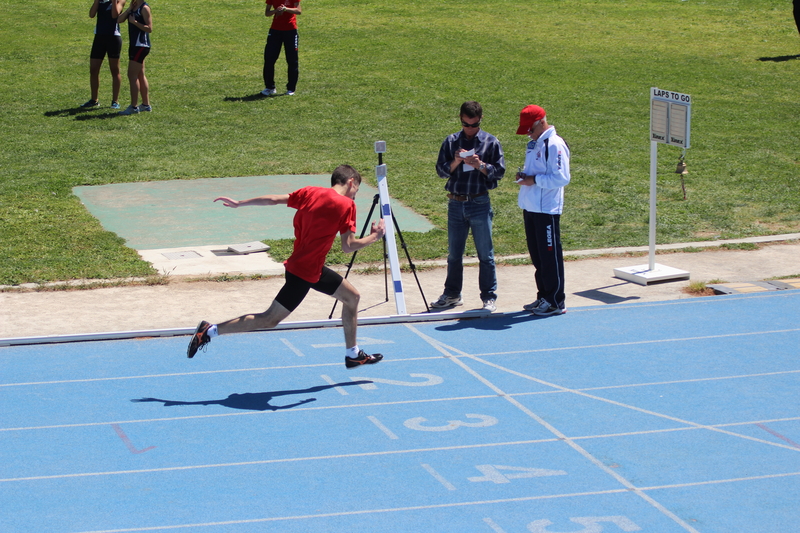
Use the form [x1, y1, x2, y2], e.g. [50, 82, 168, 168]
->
[285, 186, 356, 283]
[267, 0, 300, 31]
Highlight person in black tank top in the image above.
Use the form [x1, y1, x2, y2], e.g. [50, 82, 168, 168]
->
[80, 0, 125, 109]
[117, 0, 153, 115]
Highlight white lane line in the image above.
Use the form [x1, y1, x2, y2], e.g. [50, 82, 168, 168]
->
[367, 415, 399, 439]
[279, 337, 305, 357]
[0, 438, 562, 483]
[405, 323, 702, 533]
[469, 355, 800, 453]
[0, 394, 498, 432]
[4, 328, 798, 388]
[319, 374, 349, 395]
[420, 463, 457, 491]
[57, 470, 800, 532]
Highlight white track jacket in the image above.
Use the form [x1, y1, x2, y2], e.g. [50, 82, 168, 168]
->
[517, 126, 571, 215]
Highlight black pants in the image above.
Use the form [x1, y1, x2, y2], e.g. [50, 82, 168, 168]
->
[795, 0, 800, 36]
[263, 29, 299, 92]
[523, 210, 565, 309]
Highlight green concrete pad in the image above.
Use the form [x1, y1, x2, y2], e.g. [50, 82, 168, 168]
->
[74, 175, 434, 250]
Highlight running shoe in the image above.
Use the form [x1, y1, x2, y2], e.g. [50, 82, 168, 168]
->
[261, 88, 277, 96]
[187, 320, 211, 358]
[430, 294, 463, 308]
[285, 90, 295, 96]
[529, 299, 565, 316]
[345, 350, 383, 369]
[523, 298, 546, 312]
[482, 299, 497, 312]
[80, 99, 100, 108]
[139, 104, 152, 112]
[118, 105, 139, 115]
[110, 101, 120, 109]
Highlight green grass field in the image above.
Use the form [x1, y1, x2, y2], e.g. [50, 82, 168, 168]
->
[1, 0, 798, 285]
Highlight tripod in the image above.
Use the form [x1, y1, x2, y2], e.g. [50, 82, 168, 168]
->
[329, 183, 429, 319]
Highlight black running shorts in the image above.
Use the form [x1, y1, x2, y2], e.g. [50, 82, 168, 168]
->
[275, 267, 343, 312]
[129, 45, 150, 63]
[90, 34, 123, 60]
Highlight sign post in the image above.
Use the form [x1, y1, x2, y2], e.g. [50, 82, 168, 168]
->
[613, 88, 691, 285]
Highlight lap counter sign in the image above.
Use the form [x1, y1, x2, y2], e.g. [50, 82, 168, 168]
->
[614, 88, 692, 286]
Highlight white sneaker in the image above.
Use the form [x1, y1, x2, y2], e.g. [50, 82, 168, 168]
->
[261, 88, 277, 96]
[482, 299, 496, 312]
[285, 90, 295, 96]
[118, 105, 139, 115]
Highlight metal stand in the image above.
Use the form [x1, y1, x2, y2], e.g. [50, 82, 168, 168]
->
[329, 145, 429, 319]
[613, 141, 690, 285]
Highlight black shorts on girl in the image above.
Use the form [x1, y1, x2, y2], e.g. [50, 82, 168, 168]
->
[90, 34, 123, 59]
[129, 45, 150, 63]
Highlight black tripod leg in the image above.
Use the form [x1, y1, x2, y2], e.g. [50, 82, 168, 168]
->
[329, 194, 380, 319]
[391, 213, 430, 312]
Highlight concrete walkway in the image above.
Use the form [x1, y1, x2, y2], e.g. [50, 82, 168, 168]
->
[1, 235, 798, 340]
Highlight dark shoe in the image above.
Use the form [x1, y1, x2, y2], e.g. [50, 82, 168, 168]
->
[80, 99, 100, 108]
[187, 320, 211, 358]
[530, 300, 565, 316]
[345, 350, 383, 369]
[430, 294, 463, 308]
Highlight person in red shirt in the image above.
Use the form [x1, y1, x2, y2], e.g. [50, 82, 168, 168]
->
[260, 0, 301, 96]
[187, 165, 386, 369]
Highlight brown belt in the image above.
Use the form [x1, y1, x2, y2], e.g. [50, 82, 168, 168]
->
[447, 191, 487, 202]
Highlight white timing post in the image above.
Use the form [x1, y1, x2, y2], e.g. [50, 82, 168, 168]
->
[374, 142, 407, 315]
[614, 88, 691, 286]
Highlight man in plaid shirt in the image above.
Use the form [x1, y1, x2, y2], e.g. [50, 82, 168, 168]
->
[432, 101, 506, 312]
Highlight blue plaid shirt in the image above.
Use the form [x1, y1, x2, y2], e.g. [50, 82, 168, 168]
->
[436, 129, 505, 196]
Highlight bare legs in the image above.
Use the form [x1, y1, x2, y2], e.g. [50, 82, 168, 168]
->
[88, 57, 122, 103]
[126, 60, 149, 107]
[216, 279, 362, 349]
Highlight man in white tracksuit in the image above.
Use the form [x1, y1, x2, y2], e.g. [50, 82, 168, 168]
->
[515, 105, 571, 316]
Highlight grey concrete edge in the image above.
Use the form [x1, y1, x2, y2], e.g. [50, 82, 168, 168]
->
[0, 309, 491, 347]
[4, 233, 798, 291]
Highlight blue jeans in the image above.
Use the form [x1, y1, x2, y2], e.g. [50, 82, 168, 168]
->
[443, 194, 497, 301]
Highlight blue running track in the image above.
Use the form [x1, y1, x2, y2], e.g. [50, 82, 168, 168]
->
[1, 291, 799, 532]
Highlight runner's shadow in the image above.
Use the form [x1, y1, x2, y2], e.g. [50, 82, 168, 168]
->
[44, 107, 102, 117]
[73, 112, 122, 121]
[223, 93, 274, 102]
[132, 380, 372, 411]
[756, 54, 800, 62]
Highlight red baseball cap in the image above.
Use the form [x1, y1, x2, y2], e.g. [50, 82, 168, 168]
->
[516, 105, 546, 134]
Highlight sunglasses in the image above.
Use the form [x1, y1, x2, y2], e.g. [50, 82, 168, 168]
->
[461, 119, 481, 128]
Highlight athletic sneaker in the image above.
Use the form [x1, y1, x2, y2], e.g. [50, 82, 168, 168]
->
[285, 90, 295, 96]
[139, 104, 152, 112]
[80, 99, 100, 108]
[482, 299, 497, 312]
[430, 294, 463, 308]
[261, 88, 277, 96]
[523, 298, 546, 312]
[110, 101, 120, 109]
[187, 320, 211, 358]
[529, 299, 565, 316]
[118, 105, 139, 115]
[345, 350, 383, 369]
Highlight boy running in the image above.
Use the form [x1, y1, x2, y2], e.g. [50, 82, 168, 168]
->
[187, 165, 386, 368]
